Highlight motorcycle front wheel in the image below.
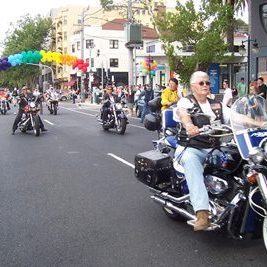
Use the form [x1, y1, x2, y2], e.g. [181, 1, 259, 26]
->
[263, 216, 267, 252]
[53, 104, 57, 115]
[33, 115, 40, 137]
[116, 118, 127, 135]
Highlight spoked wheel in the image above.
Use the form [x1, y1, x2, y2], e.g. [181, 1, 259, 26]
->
[116, 118, 127, 135]
[263, 216, 267, 252]
[33, 116, 40, 137]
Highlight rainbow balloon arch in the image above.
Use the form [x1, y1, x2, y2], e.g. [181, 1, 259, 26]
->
[0, 50, 89, 72]
[139, 58, 158, 76]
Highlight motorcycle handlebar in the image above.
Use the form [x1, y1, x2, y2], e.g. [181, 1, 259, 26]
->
[198, 124, 232, 137]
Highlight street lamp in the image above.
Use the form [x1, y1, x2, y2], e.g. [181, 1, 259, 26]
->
[239, 37, 259, 92]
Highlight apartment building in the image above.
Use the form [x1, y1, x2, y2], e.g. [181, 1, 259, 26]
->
[48, 2, 167, 89]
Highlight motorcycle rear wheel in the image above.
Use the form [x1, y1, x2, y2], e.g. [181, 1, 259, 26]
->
[162, 206, 186, 221]
[116, 118, 127, 135]
[263, 216, 267, 252]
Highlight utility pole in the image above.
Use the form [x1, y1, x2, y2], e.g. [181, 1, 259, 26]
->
[127, 0, 133, 90]
[80, 7, 89, 102]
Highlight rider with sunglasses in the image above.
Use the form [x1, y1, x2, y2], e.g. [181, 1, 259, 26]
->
[174, 71, 230, 231]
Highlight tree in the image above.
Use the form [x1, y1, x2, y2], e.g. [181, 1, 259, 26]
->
[205, 0, 248, 52]
[154, 0, 233, 84]
[0, 14, 52, 88]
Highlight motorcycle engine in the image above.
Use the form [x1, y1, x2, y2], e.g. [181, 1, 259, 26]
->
[204, 175, 229, 195]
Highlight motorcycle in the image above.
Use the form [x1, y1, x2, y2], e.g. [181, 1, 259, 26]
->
[18, 96, 42, 137]
[47, 92, 59, 115]
[0, 96, 8, 115]
[134, 95, 267, 251]
[97, 99, 128, 135]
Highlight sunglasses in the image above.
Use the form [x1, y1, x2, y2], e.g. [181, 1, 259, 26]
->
[198, 81, 211, 86]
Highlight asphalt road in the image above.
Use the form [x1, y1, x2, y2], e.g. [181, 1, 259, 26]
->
[0, 102, 266, 266]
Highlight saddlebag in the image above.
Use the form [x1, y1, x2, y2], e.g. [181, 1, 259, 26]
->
[134, 150, 173, 188]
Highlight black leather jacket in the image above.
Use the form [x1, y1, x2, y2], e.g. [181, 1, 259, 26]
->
[178, 95, 224, 149]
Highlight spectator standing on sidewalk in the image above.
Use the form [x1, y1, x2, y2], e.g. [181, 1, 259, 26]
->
[222, 79, 233, 107]
[236, 77, 247, 96]
[257, 77, 267, 99]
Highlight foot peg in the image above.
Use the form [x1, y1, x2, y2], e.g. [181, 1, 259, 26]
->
[186, 220, 220, 231]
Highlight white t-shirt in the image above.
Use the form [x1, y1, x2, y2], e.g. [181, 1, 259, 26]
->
[173, 97, 230, 124]
[222, 88, 233, 107]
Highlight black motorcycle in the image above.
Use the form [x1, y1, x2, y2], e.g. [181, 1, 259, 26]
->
[18, 96, 42, 137]
[97, 99, 128, 135]
[135, 96, 267, 251]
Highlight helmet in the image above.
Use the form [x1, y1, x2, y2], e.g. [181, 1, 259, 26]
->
[143, 113, 161, 131]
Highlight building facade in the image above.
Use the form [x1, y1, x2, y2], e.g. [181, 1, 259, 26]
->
[250, 0, 267, 82]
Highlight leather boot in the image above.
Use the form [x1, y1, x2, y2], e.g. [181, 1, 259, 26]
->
[194, 210, 210, 231]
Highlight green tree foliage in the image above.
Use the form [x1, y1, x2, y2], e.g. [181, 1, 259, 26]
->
[155, 0, 236, 84]
[0, 15, 52, 88]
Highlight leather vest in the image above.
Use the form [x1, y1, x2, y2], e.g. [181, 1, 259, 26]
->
[178, 95, 224, 149]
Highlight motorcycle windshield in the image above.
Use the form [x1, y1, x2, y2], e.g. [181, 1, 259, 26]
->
[230, 95, 267, 159]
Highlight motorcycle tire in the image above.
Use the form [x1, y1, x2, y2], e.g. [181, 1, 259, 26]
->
[54, 106, 57, 115]
[263, 216, 267, 252]
[116, 118, 127, 135]
[162, 206, 187, 221]
[33, 116, 40, 137]
[102, 123, 109, 131]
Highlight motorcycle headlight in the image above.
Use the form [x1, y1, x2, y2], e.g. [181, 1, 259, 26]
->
[116, 103, 122, 109]
[29, 102, 35, 108]
[249, 147, 265, 164]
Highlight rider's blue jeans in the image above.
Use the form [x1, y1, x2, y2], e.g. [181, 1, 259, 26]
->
[175, 146, 211, 213]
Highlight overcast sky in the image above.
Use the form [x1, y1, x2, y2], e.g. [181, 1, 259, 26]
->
[0, 0, 248, 53]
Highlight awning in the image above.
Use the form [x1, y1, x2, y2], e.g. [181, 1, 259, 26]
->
[63, 80, 76, 86]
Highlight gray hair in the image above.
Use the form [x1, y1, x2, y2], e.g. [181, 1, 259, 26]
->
[190, 71, 209, 85]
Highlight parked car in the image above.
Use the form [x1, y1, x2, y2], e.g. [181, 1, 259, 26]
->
[60, 91, 71, 101]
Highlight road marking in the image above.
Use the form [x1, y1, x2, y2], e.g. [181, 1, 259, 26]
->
[108, 153, 135, 169]
[60, 106, 96, 116]
[44, 119, 54, 125]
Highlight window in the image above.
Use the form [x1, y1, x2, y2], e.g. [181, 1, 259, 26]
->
[77, 41, 80, 51]
[63, 31, 67, 41]
[63, 16, 67, 25]
[110, 58, 118, 68]
[258, 56, 267, 78]
[110, 40, 119, 49]
[64, 47, 67, 54]
[146, 45, 155, 53]
[86, 58, 95, 68]
[72, 44, 75, 53]
[86, 39, 94, 49]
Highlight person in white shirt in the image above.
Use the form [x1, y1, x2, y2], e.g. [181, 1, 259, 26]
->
[222, 80, 233, 107]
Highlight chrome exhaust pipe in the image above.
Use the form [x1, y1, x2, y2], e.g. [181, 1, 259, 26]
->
[149, 187, 190, 204]
[151, 195, 196, 220]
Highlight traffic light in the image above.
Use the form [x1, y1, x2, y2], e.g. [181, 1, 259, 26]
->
[97, 49, 100, 57]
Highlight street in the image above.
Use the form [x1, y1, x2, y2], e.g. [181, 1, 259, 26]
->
[0, 102, 266, 267]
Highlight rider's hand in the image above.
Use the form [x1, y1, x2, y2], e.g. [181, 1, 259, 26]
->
[185, 123, 199, 136]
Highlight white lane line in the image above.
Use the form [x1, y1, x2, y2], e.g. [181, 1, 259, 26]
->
[60, 106, 95, 116]
[44, 119, 54, 125]
[108, 153, 135, 169]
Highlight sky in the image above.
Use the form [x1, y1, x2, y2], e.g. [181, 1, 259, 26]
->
[0, 0, 248, 52]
